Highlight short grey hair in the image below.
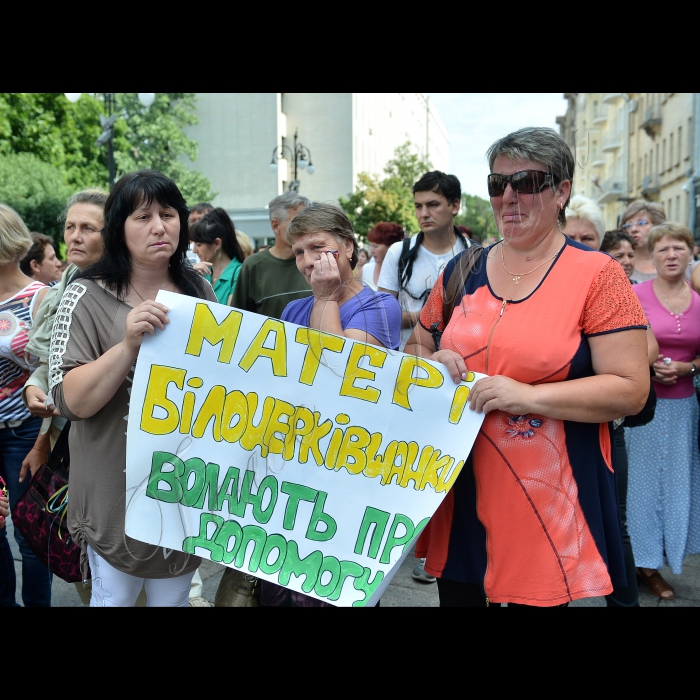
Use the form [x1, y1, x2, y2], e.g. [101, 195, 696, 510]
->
[286, 202, 360, 269]
[60, 188, 109, 223]
[621, 199, 666, 227]
[268, 192, 311, 223]
[566, 195, 606, 240]
[486, 127, 575, 227]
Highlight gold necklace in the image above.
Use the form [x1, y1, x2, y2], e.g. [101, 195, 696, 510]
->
[654, 280, 689, 317]
[130, 283, 175, 303]
[500, 243, 559, 285]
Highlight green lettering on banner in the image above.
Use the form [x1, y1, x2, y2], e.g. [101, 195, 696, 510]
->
[314, 555, 341, 597]
[214, 519, 243, 565]
[278, 540, 322, 594]
[146, 451, 184, 503]
[193, 461, 220, 510]
[179, 457, 206, 507]
[379, 513, 416, 564]
[182, 512, 225, 562]
[235, 524, 267, 571]
[259, 534, 288, 575]
[280, 482, 318, 530]
[250, 475, 279, 524]
[216, 466, 243, 516]
[352, 567, 385, 607]
[305, 491, 337, 542]
[354, 506, 391, 559]
[327, 559, 364, 602]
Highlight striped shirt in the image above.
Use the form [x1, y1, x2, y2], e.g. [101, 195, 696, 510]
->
[0, 280, 45, 422]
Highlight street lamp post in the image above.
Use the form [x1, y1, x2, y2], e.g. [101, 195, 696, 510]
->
[269, 129, 315, 192]
[65, 92, 156, 189]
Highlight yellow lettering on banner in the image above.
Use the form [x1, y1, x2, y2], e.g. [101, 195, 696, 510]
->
[448, 373, 475, 424]
[363, 432, 389, 479]
[191, 385, 226, 442]
[385, 441, 419, 487]
[392, 356, 444, 411]
[140, 365, 185, 435]
[399, 445, 434, 489]
[240, 393, 276, 457]
[185, 304, 242, 363]
[324, 427, 345, 470]
[295, 328, 346, 386]
[437, 458, 465, 492]
[264, 399, 295, 455]
[221, 390, 248, 444]
[283, 407, 315, 461]
[339, 344, 387, 403]
[179, 377, 204, 435]
[298, 411, 333, 466]
[335, 426, 371, 475]
[239, 319, 288, 377]
[420, 450, 454, 491]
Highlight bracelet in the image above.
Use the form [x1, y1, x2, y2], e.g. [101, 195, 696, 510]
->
[31, 447, 49, 455]
[690, 363, 698, 377]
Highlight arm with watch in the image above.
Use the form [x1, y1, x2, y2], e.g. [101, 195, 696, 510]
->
[652, 354, 699, 385]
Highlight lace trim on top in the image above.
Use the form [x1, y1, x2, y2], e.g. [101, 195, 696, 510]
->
[49, 282, 87, 396]
[583, 258, 648, 336]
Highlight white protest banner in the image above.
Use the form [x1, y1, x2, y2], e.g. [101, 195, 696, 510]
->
[125, 292, 485, 606]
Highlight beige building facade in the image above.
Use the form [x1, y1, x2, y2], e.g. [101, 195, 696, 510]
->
[558, 92, 697, 233]
[184, 93, 448, 246]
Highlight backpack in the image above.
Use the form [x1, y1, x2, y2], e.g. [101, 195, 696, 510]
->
[397, 229, 471, 306]
[428, 243, 484, 350]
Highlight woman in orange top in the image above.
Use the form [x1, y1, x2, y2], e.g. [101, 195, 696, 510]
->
[405, 127, 650, 607]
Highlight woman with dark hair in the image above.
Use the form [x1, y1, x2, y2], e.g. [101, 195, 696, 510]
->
[190, 207, 245, 306]
[601, 230, 637, 280]
[20, 233, 63, 286]
[48, 170, 216, 607]
[363, 222, 405, 291]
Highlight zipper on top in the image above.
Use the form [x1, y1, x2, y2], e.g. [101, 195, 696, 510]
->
[484, 298, 507, 374]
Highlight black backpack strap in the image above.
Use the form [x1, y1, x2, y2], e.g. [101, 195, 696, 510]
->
[429, 243, 484, 350]
[398, 232, 424, 291]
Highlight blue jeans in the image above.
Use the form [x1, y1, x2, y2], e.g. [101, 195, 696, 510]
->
[0, 417, 52, 607]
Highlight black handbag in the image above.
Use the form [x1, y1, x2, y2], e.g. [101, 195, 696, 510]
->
[623, 367, 657, 428]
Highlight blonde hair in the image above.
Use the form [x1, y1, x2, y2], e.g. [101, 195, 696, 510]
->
[236, 230, 254, 258]
[565, 195, 605, 239]
[0, 204, 33, 264]
[647, 221, 694, 254]
[622, 199, 666, 226]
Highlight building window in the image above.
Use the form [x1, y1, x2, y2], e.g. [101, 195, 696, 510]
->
[668, 199, 672, 217]
[670, 133, 674, 168]
[631, 163, 635, 192]
[687, 118, 693, 160]
[662, 139, 667, 172]
[655, 144, 659, 173]
[638, 157, 642, 185]
[675, 196, 680, 221]
[644, 153, 648, 177]
[677, 127, 682, 165]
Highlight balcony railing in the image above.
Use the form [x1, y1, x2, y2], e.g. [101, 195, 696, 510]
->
[602, 93, 623, 104]
[641, 173, 661, 197]
[642, 104, 662, 136]
[592, 108, 607, 126]
[596, 178, 624, 204]
[602, 130, 623, 152]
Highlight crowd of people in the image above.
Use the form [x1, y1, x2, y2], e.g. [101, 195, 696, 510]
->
[1, 125, 699, 607]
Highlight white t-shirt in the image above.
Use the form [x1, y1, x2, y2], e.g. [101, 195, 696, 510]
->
[377, 234, 471, 346]
[361, 259, 377, 290]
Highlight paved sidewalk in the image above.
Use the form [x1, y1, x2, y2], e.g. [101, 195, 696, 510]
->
[6, 517, 699, 606]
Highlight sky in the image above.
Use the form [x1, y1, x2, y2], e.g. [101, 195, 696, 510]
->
[428, 93, 568, 200]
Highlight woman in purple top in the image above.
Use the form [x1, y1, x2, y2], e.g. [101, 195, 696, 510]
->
[281, 203, 401, 351]
[259, 202, 400, 607]
[626, 222, 700, 600]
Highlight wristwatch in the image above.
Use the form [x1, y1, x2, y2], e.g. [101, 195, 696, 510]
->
[689, 363, 698, 377]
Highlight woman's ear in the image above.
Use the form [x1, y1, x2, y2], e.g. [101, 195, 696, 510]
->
[345, 238, 354, 259]
[30, 258, 41, 274]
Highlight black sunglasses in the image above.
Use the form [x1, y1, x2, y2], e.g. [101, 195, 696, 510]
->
[487, 170, 558, 197]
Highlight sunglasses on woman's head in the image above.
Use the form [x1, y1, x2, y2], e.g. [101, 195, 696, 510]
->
[621, 219, 649, 231]
[487, 170, 557, 198]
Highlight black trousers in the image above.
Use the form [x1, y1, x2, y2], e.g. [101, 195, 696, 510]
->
[605, 425, 640, 607]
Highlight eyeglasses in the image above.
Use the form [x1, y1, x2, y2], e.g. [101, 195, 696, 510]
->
[487, 170, 557, 197]
[621, 219, 649, 231]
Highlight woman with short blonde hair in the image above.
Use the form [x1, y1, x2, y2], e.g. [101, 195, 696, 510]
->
[563, 195, 606, 249]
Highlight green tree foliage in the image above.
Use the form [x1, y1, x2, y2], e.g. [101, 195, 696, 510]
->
[339, 143, 431, 242]
[0, 93, 215, 205]
[0, 152, 71, 245]
[455, 193, 499, 243]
